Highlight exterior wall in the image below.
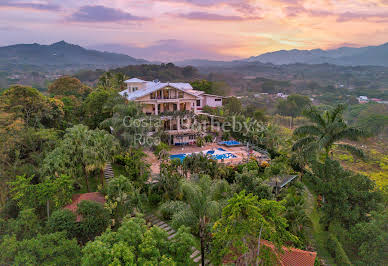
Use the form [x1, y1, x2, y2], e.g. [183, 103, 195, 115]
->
[137, 94, 151, 101]
[173, 135, 196, 145]
[201, 95, 223, 108]
[126, 82, 146, 92]
[142, 104, 154, 114]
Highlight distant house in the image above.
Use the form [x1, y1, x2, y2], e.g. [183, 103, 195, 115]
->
[357, 95, 369, 103]
[119, 78, 224, 145]
[370, 98, 383, 103]
[276, 92, 288, 98]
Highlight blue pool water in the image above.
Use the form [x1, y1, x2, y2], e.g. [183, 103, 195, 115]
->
[217, 148, 226, 151]
[218, 140, 241, 146]
[170, 154, 187, 162]
[170, 151, 236, 162]
[212, 153, 237, 160]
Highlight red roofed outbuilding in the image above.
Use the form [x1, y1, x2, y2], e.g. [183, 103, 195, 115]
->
[224, 240, 317, 266]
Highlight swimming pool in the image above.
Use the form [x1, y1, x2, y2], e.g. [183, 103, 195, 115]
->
[218, 140, 242, 146]
[170, 149, 236, 162]
[170, 154, 187, 161]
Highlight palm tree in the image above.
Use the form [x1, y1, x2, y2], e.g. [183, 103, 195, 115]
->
[114, 73, 127, 90]
[292, 104, 366, 161]
[284, 188, 309, 235]
[84, 129, 119, 187]
[170, 176, 231, 266]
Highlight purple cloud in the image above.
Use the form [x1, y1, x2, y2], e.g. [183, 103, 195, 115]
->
[178, 11, 260, 21]
[0, 0, 60, 11]
[160, 0, 260, 14]
[70, 5, 149, 22]
[284, 6, 333, 18]
[336, 12, 388, 22]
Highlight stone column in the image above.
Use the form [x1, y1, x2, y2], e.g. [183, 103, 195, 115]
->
[154, 103, 158, 115]
[177, 117, 181, 130]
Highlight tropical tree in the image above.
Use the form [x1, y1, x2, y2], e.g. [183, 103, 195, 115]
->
[211, 191, 298, 265]
[114, 149, 150, 187]
[0, 232, 81, 265]
[97, 72, 128, 90]
[284, 187, 309, 236]
[8, 174, 73, 217]
[48, 76, 91, 99]
[292, 104, 366, 161]
[101, 102, 161, 148]
[83, 129, 120, 187]
[83, 88, 123, 129]
[105, 175, 144, 223]
[233, 167, 272, 200]
[155, 160, 183, 201]
[81, 215, 194, 265]
[306, 158, 381, 228]
[41, 125, 119, 191]
[276, 94, 311, 128]
[165, 176, 232, 266]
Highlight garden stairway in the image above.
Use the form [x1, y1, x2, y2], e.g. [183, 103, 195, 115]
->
[104, 163, 114, 182]
[145, 214, 211, 265]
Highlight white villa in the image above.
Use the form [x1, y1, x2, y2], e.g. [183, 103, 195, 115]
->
[119, 78, 224, 145]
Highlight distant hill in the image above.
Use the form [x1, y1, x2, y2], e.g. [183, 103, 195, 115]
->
[246, 43, 388, 66]
[0, 41, 148, 69]
[75, 63, 200, 85]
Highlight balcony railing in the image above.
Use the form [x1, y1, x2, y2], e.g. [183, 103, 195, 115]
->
[150, 95, 184, 100]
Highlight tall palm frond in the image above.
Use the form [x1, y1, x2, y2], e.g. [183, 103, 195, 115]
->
[336, 144, 365, 159]
[293, 125, 322, 136]
[302, 106, 326, 128]
[293, 104, 366, 162]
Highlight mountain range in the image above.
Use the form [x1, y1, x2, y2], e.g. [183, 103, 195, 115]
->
[0, 41, 147, 69]
[2, 41, 388, 69]
[245, 43, 388, 66]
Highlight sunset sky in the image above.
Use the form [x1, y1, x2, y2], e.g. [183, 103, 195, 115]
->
[1, 0, 388, 61]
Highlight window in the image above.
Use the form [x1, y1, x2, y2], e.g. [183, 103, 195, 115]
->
[178, 92, 184, 98]
[189, 135, 195, 140]
[215, 98, 222, 102]
[196, 100, 201, 106]
[132, 86, 138, 92]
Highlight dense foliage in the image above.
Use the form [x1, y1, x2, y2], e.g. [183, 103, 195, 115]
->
[1, 73, 387, 266]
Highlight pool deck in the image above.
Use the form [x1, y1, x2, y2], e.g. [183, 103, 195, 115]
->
[145, 143, 268, 177]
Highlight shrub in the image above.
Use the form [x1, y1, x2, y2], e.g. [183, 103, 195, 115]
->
[46, 209, 78, 239]
[148, 191, 162, 206]
[6, 208, 41, 240]
[196, 136, 205, 147]
[153, 142, 170, 158]
[204, 134, 213, 143]
[0, 200, 19, 219]
[222, 132, 230, 141]
[160, 201, 187, 220]
[327, 234, 352, 265]
[77, 200, 111, 242]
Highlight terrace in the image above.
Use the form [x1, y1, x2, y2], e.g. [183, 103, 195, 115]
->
[144, 143, 270, 178]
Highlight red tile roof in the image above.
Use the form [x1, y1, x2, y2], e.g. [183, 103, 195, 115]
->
[64, 192, 106, 221]
[223, 240, 317, 266]
[261, 240, 317, 266]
